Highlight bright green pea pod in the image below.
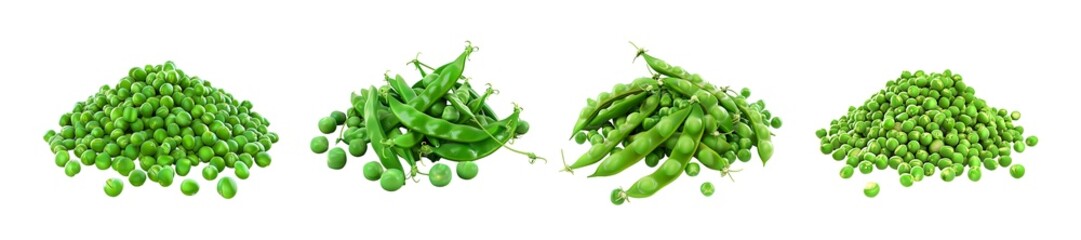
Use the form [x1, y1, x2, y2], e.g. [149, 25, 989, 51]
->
[468, 85, 494, 117]
[758, 139, 774, 165]
[585, 92, 649, 129]
[432, 108, 521, 161]
[409, 45, 472, 111]
[387, 74, 416, 102]
[391, 131, 425, 148]
[566, 94, 659, 171]
[636, 50, 693, 80]
[695, 143, 730, 171]
[625, 104, 705, 198]
[366, 86, 402, 171]
[701, 135, 732, 154]
[386, 129, 419, 175]
[446, 93, 483, 126]
[590, 105, 692, 177]
[660, 78, 699, 97]
[570, 78, 656, 138]
[388, 98, 489, 143]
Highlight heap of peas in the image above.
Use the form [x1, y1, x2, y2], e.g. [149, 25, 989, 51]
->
[817, 70, 1038, 198]
[311, 42, 539, 191]
[43, 61, 276, 199]
[564, 43, 782, 205]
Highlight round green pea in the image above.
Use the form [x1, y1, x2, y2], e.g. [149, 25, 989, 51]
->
[611, 189, 626, 205]
[234, 161, 250, 180]
[515, 120, 530, 135]
[362, 161, 383, 181]
[157, 166, 175, 187]
[910, 166, 925, 182]
[1010, 164, 1025, 179]
[700, 182, 715, 197]
[180, 179, 199, 196]
[685, 162, 701, 177]
[175, 158, 191, 176]
[348, 139, 367, 157]
[858, 160, 873, 174]
[968, 167, 982, 182]
[217, 177, 238, 199]
[202, 165, 219, 181]
[941, 168, 955, 182]
[840, 165, 854, 179]
[95, 153, 112, 170]
[128, 169, 146, 187]
[998, 156, 1012, 168]
[318, 117, 337, 134]
[64, 160, 81, 177]
[255, 152, 271, 168]
[863, 182, 880, 198]
[327, 147, 346, 170]
[310, 136, 329, 153]
[330, 111, 347, 125]
[574, 132, 588, 145]
[55, 151, 70, 167]
[380, 169, 405, 192]
[104, 178, 124, 197]
[1025, 136, 1038, 147]
[429, 163, 452, 187]
[899, 174, 913, 187]
[456, 161, 479, 180]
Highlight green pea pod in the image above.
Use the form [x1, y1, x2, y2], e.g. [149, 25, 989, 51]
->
[409, 45, 472, 111]
[391, 131, 425, 148]
[701, 135, 732, 154]
[365, 86, 402, 171]
[758, 139, 774, 166]
[585, 92, 649, 129]
[570, 78, 657, 138]
[625, 104, 705, 198]
[388, 74, 417, 102]
[635, 48, 693, 80]
[695, 143, 730, 171]
[468, 86, 494, 116]
[432, 108, 521, 161]
[388, 98, 489, 143]
[566, 94, 659, 171]
[446, 93, 482, 126]
[590, 105, 692, 177]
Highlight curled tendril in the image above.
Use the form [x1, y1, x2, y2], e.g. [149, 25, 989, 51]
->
[721, 166, 743, 182]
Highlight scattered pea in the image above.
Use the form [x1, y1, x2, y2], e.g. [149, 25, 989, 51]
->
[104, 178, 124, 197]
[457, 161, 479, 180]
[429, 163, 452, 187]
[363, 161, 384, 181]
[217, 177, 238, 199]
[863, 182, 880, 198]
[700, 182, 715, 197]
[180, 179, 199, 196]
[1010, 164, 1025, 179]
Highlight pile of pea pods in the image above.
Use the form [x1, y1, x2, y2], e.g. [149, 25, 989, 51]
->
[43, 61, 277, 199]
[563, 44, 782, 205]
[817, 70, 1038, 198]
[311, 42, 540, 191]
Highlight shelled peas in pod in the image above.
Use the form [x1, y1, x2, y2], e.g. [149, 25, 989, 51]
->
[563, 43, 782, 205]
[43, 61, 277, 199]
[817, 70, 1038, 198]
[311, 42, 541, 191]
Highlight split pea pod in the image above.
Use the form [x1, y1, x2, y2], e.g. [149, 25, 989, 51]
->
[388, 98, 488, 143]
[566, 94, 660, 171]
[590, 105, 692, 177]
[432, 108, 521, 161]
[624, 104, 705, 198]
[570, 78, 658, 137]
[585, 92, 650, 129]
[661, 78, 729, 133]
[632, 44, 694, 81]
[366, 86, 402, 171]
[446, 93, 483, 126]
[695, 143, 730, 171]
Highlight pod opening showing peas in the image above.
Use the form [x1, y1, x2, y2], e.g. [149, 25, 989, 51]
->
[43, 61, 278, 199]
[563, 43, 782, 205]
[310, 42, 540, 192]
[815, 70, 1038, 197]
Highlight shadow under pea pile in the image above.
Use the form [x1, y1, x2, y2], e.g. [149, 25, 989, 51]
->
[563, 43, 782, 205]
[311, 42, 541, 191]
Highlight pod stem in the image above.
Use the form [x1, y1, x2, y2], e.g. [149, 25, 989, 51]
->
[559, 149, 574, 175]
[721, 166, 743, 182]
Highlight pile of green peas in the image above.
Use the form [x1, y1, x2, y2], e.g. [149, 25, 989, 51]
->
[311, 42, 539, 191]
[43, 61, 276, 199]
[563, 43, 782, 205]
[817, 70, 1038, 198]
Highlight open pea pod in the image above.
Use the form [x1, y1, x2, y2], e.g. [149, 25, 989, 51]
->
[589, 105, 692, 177]
[431, 108, 521, 161]
[584, 92, 650, 129]
[365, 86, 402, 171]
[570, 78, 657, 139]
[387, 98, 489, 143]
[625, 104, 705, 198]
[566, 93, 659, 171]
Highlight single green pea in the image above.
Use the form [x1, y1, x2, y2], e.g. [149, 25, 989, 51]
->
[515, 120, 530, 135]
[64, 160, 81, 177]
[840, 165, 854, 179]
[363, 161, 384, 181]
[968, 167, 982, 182]
[318, 117, 337, 134]
[104, 178, 124, 197]
[1010, 164, 1025, 179]
[95, 153, 112, 170]
[737, 149, 752, 162]
[129, 169, 147, 186]
[573, 132, 588, 144]
[235, 161, 250, 180]
[940, 168, 955, 182]
[217, 177, 238, 199]
[858, 160, 873, 174]
[816, 128, 828, 138]
[1025, 136, 1038, 147]
[310, 136, 329, 153]
[255, 152, 271, 168]
[910, 166, 925, 182]
[685, 162, 701, 177]
[330, 111, 347, 125]
[770, 117, 782, 128]
[740, 87, 751, 98]
[456, 161, 479, 180]
[180, 179, 199, 196]
[202, 165, 219, 181]
[863, 182, 880, 198]
[157, 166, 175, 187]
[380, 169, 405, 192]
[55, 151, 70, 167]
[899, 173, 914, 187]
[983, 158, 998, 170]
[611, 189, 626, 205]
[429, 163, 452, 187]
[998, 156, 1012, 168]
[348, 139, 367, 157]
[327, 147, 346, 170]
[176, 158, 191, 176]
[700, 182, 715, 197]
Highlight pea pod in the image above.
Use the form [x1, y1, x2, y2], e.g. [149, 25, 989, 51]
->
[590, 105, 692, 177]
[391, 131, 425, 148]
[660, 78, 729, 132]
[700, 135, 732, 154]
[387, 73, 417, 102]
[624, 104, 705, 198]
[387, 98, 489, 143]
[446, 93, 483, 126]
[570, 78, 658, 138]
[633, 44, 694, 81]
[432, 108, 521, 161]
[566, 94, 660, 171]
[585, 92, 649, 129]
[694, 143, 730, 171]
[366, 86, 402, 171]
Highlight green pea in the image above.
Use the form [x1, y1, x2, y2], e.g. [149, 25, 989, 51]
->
[55, 151, 70, 167]
[858, 160, 873, 174]
[129, 169, 147, 186]
[380, 169, 405, 192]
[157, 166, 175, 187]
[1025, 136, 1038, 147]
[998, 156, 1012, 168]
[574, 132, 588, 144]
[363, 161, 384, 181]
[348, 139, 367, 157]
[770, 117, 782, 128]
[217, 177, 238, 199]
[456, 161, 479, 180]
[840, 165, 854, 179]
[910, 165, 925, 182]
[429, 163, 452, 187]
[318, 117, 337, 134]
[611, 189, 626, 205]
[180, 179, 199, 196]
[104, 178, 124, 197]
[64, 161, 81, 177]
[148, 165, 162, 182]
[700, 182, 715, 197]
[684, 162, 701, 177]
[737, 149, 752, 162]
[940, 168, 955, 182]
[331, 111, 347, 125]
[899, 173, 913, 187]
[968, 167, 982, 182]
[95, 153, 112, 170]
[863, 182, 880, 198]
[327, 147, 346, 170]
[1010, 164, 1025, 179]
[202, 165, 219, 181]
[983, 158, 998, 170]
[515, 120, 530, 135]
[235, 161, 250, 180]
[310, 136, 329, 153]
[175, 158, 191, 176]
[255, 152, 271, 168]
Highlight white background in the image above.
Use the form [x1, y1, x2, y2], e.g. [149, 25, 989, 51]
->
[2, 0, 1078, 239]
